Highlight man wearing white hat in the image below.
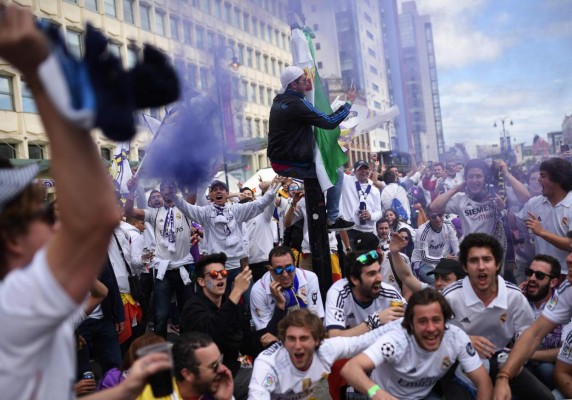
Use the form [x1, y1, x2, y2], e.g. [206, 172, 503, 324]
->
[267, 66, 356, 231]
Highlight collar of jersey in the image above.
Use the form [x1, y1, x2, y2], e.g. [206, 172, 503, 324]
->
[462, 275, 508, 309]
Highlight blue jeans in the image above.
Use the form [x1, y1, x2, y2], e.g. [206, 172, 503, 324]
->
[153, 266, 194, 337]
[271, 164, 343, 223]
[77, 317, 122, 375]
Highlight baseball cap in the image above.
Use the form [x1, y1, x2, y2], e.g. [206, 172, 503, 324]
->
[353, 160, 369, 171]
[427, 258, 465, 278]
[209, 180, 228, 192]
[0, 163, 39, 213]
[279, 66, 304, 94]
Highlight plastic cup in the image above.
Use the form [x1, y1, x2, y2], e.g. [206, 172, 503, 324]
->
[136, 342, 174, 397]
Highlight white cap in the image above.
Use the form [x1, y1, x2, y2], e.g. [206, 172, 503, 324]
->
[279, 66, 304, 94]
[0, 164, 39, 213]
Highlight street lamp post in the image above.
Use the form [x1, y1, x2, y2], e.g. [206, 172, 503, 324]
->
[214, 46, 240, 189]
[493, 118, 514, 164]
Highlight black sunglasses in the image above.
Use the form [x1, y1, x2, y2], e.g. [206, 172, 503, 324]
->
[525, 268, 555, 280]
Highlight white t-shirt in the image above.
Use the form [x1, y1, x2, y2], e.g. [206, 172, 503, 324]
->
[381, 183, 411, 223]
[248, 325, 397, 400]
[364, 325, 481, 400]
[340, 175, 382, 233]
[324, 278, 404, 330]
[144, 205, 192, 262]
[291, 198, 339, 253]
[245, 202, 276, 264]
[0, 249, 80, 399]
[411, 221, 459, 265]
[446, 193, 497, 238]
[250, 268, 324, 331]
[516, 192, 572, 274]
[443, 276, 534, 352]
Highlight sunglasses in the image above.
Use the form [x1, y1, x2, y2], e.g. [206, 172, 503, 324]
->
[205, 269, 228, 279]
[430, 214, 444, 220]
[525, 268, 554, 280]
[356, 250, 379, 265]
[273, 265, 296, 275]
[200, 354, 224, 373]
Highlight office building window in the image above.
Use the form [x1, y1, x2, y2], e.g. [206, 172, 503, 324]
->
[187, 64, 198, 88]
[196, 27, 205, 49]
[65, 30, 82, 58]
[370, 65, 378, 75]
[267, 88, 273, 106]
[200, 67, 209, 90]
[170, 16, 179, 40]
[156, 11, 165, 36]
[21, 80, 37, 113]
[126, 47, 138, 68]
[267, 26, 273, 44]
[140, 4, 151, 31]
[104, 0, 117, 18]
[183, 21, 193, 44]
[0, 143, 16, 159]
[108, 42, 121, 62]
[237, 44, 244, 64]
[255, 52, 261, 70]
[100, 148, 111, 160]
[250, 83, 256, 102]
[252, 17, 258, 37]
[28, 144, 45, 159]
[243, 13, 250, 33]
[240, 80, 247, 97]
[317, 61, 323, 69]
[246, 48, 253, 68]
[368, 48, 376, 57]
[85, 0, 98, 12]
[259, 86, 265, 104]
[64, 0, 78, 3]
[263, 55, 269, 73]
[234, 7, 241, 28]
[224, 3, 232, 23]
[315, 42, 321, 50]
[0, 76, 14, 111]
[372, 83, 380, 92]
[213, 0, 221, 17]
[254, 119, 260, 137]
[123, 0, 134, 24]
[260, 22, 265, 40]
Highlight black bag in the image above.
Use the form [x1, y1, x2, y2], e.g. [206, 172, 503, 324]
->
[113, 233, 143, 302]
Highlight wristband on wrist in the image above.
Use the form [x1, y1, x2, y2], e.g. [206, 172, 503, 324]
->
[367, 384, 380, 398]
[496, 372, 511, 381]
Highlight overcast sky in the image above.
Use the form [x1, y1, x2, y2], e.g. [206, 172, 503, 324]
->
[402, 0, 572, 156]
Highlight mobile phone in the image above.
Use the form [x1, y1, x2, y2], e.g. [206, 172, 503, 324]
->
[561, 144, 569, 153]
[350, 80, 355, 91]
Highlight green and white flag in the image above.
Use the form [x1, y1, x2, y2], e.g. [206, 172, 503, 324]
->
[290, 27, 348, 191]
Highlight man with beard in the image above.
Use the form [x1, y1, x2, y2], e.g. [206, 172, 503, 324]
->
[520, 254, 567, 389]
[341, 289, 492, 400]
[168, 332, 234, 400]
[248, 309, 397, 400]
[324, 250, 405, 338]
[442, 233, 552, 399]
[496, 231, 572, 399]
[515, 157, 572, 277]
[180, 253, 254, 400]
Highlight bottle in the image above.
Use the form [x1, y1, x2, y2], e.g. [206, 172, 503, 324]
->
[359, 201, 367, 225]
[83, 371, 95, 380]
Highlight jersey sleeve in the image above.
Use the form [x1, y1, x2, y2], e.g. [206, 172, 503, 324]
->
[454, 327, 482, 374]
[250, 281, 273, 331]
[248, 358, 276, 400]
[445, 193, 462, 215]
[362, 330, 406, 367]
[543, 283, 572, 325]
[324, 285, 346, 330]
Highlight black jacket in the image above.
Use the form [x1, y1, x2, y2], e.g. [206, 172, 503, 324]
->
[180, 290, 255, 375]
[267, 89, 351, 164]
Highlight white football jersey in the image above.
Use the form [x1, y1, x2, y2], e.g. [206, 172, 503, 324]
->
[325, 278, 404, 330]
[364, 325, 482, 400]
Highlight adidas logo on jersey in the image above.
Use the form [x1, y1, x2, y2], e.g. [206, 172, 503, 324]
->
[460, 317, 471, 323]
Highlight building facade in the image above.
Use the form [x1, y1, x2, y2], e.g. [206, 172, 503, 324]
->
[0, 0, 291, 181]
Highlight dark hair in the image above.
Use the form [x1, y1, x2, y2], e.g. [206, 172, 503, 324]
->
[433, 162, 444, 169]
[464, 159, 490, 181]
[540, 158, 572, 191]
[397, 228, 414, 258]
[268, 245, 295, 266]
[345, 250, 380, 288]
[382, 170, 397, 185]
[459, 233, 503, 274]
[383, 208, 401, 229]
[123, 333, 165, 371]
[277, 309, 327, 345]
[173, 332, 214, 379]
[401, 288, 453, 335]
[240, 186, 253, 193]
[532, 254, 561, 279]
[195, 252, 227, 278]
[147, 190, 161, 207]
[376, 217, 390, 229]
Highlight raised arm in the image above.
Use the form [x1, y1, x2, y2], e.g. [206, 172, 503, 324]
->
[389, 234, 424, 293]
[429, 183, 464, 215]
[0, 6, 119, 302]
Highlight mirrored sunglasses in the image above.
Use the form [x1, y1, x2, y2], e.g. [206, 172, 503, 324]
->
[273, 264, 296, 275]
[205, 269, 228, 279]
[356, 250, 378, 265]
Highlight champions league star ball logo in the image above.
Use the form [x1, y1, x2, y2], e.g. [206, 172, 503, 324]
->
[380, 343, 395, 359]
[334, 309, 345, 322]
